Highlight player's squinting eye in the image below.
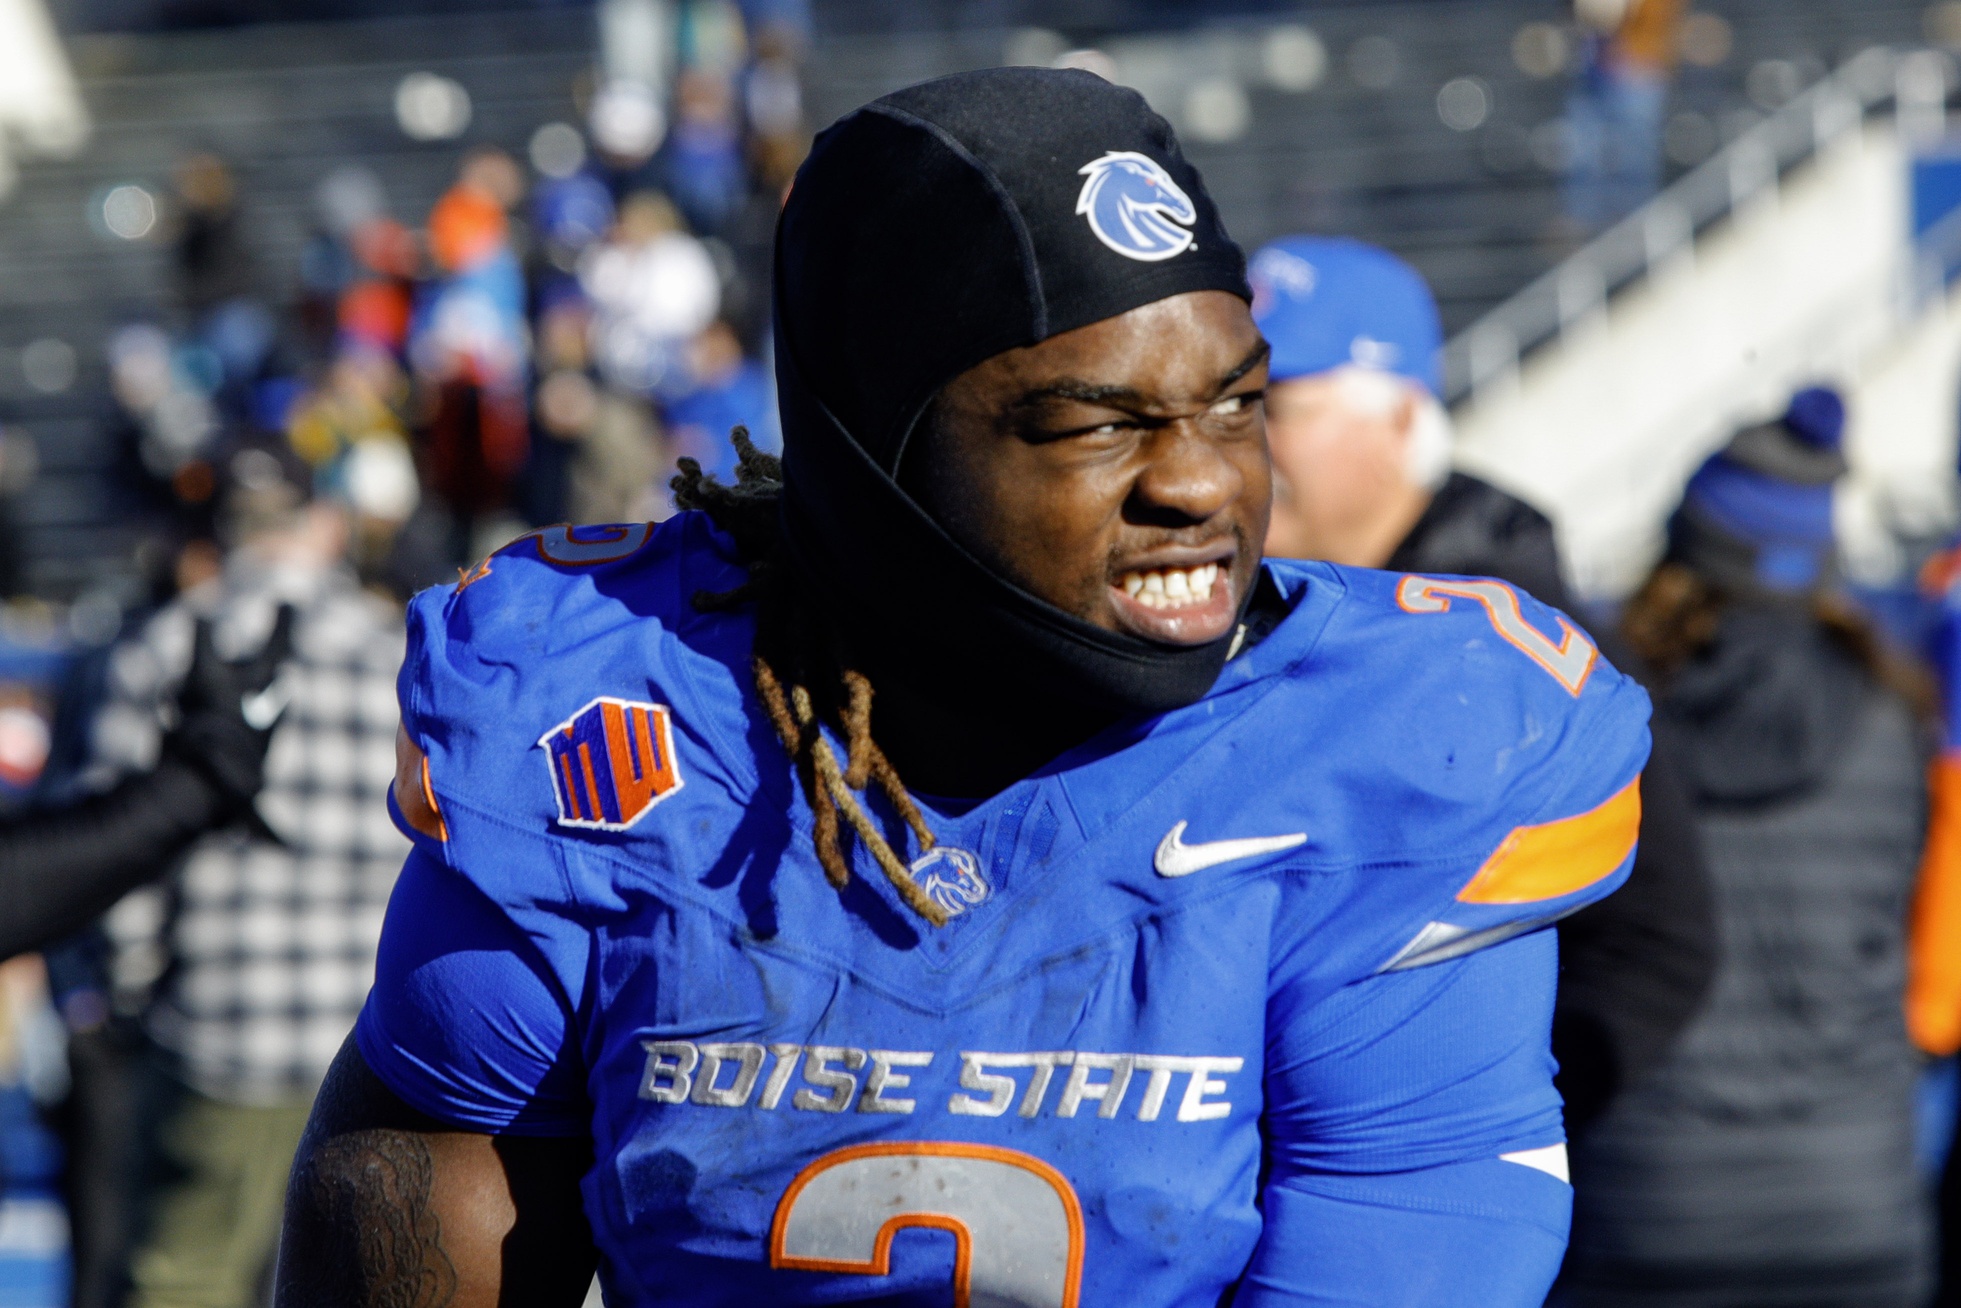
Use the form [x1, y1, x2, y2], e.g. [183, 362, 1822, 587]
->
[1207, 392, 1262, 418]
[1051, 391, 1261, 440]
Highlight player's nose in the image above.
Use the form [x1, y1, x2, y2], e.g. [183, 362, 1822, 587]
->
[1125, 419, 1245, 527]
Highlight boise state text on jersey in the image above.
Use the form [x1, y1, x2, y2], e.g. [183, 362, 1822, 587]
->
[359, 514, 1650, 1307]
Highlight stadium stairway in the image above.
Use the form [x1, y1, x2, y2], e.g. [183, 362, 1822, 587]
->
[1447, 41, 1961, 601]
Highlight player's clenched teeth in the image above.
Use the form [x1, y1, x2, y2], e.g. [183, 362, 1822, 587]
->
[1119, 563, 1220, 610]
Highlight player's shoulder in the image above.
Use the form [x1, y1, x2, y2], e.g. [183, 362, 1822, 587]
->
[406, 515, 741, 671]
[1303, 560, 1605, 692]
[403, 514, 748, 711]
[1267, 557, 1647, 765]
[396, 513, 755, 841]
[1284, 558, 1645, 774]
[1247, 560, 1652, 973]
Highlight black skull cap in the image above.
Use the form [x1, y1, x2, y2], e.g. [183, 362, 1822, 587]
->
[776, 65, 1251, 472]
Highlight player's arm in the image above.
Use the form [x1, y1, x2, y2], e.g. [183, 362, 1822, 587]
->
[277, 843, 601, 1307]
[275, 1038, 595, 1308]
[1243, 656, 1649, 1305]
[1242, 931, 1574, 1306]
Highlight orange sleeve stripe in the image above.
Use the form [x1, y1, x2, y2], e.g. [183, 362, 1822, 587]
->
[1456, 776, 1643, 905]
[393, 726, 448, 842]
[1907, 755, 1961, 1054]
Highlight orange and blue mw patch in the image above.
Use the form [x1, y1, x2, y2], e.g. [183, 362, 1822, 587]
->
[539, 696, 685, 831]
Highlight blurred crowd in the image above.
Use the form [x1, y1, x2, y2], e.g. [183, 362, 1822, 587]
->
[0, 1, 806, 1303]
[125, 38, 794, 608]
[1565, 0, 1684, 230]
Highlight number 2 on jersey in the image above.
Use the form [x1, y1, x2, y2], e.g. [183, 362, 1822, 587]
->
[1396, 575, 1597, 696]
[770, 1142, 1085, 1308]
[456, 523, 654, 591]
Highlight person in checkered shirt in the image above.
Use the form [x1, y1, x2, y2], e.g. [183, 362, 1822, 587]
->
[85, 450, 407, 1308]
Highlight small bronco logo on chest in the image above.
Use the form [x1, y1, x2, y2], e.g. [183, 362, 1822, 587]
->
[540, 697, 684, 831]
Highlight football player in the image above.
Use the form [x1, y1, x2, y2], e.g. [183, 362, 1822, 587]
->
[275, 68, 1650, 1307]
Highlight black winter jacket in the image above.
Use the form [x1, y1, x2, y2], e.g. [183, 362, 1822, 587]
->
[1386, 472, 1719, 1130]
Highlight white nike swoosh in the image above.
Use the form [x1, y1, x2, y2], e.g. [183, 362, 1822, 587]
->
[1154, 821, 1307, 878]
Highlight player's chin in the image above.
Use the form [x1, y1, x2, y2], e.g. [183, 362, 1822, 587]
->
[1105, 568, 1239, 645]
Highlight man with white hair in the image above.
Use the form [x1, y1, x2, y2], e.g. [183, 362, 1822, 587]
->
[1255, 236, 1566, 603]
[1254, 235, 1717, 1134]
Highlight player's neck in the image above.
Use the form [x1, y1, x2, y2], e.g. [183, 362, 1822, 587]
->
[860, 655, 1124, 799]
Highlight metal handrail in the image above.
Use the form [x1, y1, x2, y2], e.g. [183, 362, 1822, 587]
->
[1442, 45, 1942, 405]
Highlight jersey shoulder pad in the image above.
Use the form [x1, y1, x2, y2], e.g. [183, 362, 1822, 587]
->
[408, 515, 740, 688]
[1282, 564, 1652, 975]
[394, 514, 753, 874]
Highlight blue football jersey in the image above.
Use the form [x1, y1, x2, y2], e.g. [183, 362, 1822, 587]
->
[359, 515, 1651, 1307]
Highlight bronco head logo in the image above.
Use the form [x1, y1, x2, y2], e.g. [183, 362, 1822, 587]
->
[1075, 150, 1198, 263]
[910, 846, 991, 918]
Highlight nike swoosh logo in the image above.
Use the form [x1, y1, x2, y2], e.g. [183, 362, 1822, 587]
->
[1154, 821, 1307, 878]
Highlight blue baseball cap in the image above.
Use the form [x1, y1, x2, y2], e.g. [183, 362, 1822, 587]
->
[1249, 236, 1443, 392]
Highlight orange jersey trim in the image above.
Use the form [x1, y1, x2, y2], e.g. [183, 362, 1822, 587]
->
[1908, 754, 1961, 1055]
[1456, 775, 1642, 905]
[456, 522, 655, 593]
[392, 727, 448, 842]
[455, 556, 492, 591]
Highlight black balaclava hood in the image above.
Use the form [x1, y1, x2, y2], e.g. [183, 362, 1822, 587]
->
[775, 67, 1253, 721]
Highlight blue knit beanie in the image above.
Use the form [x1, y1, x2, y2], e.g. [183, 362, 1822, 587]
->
[1670, 385, 1847, 594]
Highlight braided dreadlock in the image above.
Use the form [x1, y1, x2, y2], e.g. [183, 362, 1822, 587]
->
[673, 428, 950, 928]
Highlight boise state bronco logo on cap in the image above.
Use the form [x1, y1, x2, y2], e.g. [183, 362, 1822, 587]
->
[540, 696, 683, 831]
[1075, 150, 1198, 262]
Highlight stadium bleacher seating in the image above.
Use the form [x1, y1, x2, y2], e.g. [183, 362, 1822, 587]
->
[0, 0, 1947, 600]
[0, 11, 588, 600]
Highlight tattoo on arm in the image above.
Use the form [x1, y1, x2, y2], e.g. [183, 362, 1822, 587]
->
[293, 1130, 460, 1308]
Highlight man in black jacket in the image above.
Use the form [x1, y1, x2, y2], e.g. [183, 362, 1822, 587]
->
[1251, 234, 1716, 1130]
[0, 607, 287, 961]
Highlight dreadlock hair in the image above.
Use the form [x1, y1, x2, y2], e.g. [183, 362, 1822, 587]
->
[672, 428, 951, 927]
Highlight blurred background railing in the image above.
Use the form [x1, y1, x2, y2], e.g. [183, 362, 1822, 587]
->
[1445, 43, 1900, 403]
